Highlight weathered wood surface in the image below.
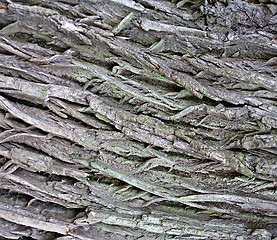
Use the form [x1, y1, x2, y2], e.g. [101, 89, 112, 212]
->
[0, 0, 277, 239]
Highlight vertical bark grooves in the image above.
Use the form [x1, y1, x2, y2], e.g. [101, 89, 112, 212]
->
[0, 0, 276, 239]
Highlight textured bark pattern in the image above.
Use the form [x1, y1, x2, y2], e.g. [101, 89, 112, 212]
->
[0, 0, 277, 239]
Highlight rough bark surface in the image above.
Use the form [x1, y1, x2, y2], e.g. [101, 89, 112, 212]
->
[0, 0, 277, 239]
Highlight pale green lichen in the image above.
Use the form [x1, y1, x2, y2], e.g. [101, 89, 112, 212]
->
[95, 113, 112, 123]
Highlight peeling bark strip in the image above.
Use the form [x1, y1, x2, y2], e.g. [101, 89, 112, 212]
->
[0, 0, 277, 239]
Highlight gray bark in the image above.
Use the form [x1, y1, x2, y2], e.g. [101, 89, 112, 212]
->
[0, 0, 277, 239]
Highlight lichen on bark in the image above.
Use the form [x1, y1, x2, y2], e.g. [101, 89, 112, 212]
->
[0, 0, 277, 239]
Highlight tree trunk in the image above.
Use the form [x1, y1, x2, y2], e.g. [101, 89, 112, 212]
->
[0, 0, 276, 239]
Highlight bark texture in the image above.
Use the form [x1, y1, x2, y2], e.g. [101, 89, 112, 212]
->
[0, 0, 277, 239]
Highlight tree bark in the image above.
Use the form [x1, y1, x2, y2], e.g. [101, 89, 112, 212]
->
[0, 0, 277, 239]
